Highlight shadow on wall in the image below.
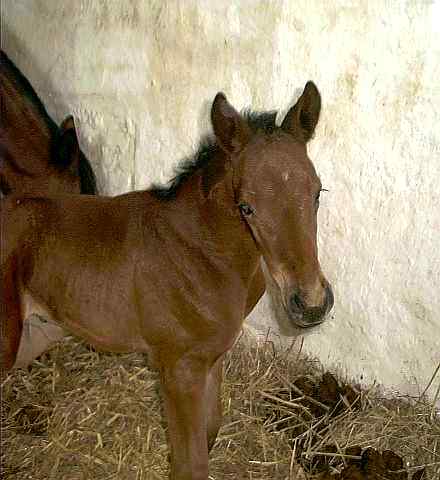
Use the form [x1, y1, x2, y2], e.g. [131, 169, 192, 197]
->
[77, 131, 106, 194]
[2, 24, 104, 191]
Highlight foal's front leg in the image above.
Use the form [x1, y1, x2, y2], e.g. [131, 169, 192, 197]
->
[160, 354, 210, 480]
[206, 355, 224, 452]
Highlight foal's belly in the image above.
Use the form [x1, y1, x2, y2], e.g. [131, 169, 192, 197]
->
[15, 283, 150, 369]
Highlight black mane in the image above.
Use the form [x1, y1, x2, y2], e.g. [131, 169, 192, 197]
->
[150, 109, 279, 200]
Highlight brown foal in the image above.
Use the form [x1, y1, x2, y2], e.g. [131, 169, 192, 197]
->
[1, 82, 333, 479]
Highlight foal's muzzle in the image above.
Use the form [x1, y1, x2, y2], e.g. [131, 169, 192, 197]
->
[288, 284, 334, 328]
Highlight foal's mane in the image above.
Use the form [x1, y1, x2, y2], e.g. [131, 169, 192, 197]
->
[150, 109, 279, 200]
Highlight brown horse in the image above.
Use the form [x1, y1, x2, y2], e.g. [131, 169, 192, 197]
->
[0, 49, 97, 196]
[1, 82, 333, 479]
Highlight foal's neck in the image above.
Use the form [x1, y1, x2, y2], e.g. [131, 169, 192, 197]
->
[171, 151, 260, 280]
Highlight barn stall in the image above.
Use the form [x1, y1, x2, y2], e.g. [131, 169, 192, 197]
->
[2, 1, 439, 479]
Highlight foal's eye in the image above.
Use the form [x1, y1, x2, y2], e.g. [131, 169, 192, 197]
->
[239, 203, 254, 216]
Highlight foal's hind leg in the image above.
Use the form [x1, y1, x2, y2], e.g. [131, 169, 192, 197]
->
[159, 352, 210, 480]
[206, 355, 224, 452]
[1, 257, 22, 376]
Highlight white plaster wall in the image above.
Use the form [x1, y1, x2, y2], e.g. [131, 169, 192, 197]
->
[3, 0, 439, 400]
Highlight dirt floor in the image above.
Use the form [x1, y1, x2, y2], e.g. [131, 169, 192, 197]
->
[1, 332, 439, 479]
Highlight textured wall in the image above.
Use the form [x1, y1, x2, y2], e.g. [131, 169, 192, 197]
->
[3, 0, 439, 400]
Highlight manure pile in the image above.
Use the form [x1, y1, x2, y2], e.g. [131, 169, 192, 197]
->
[2, 333, 439, 479]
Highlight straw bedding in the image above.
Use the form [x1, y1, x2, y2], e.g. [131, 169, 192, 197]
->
[2, 332, 439, 479]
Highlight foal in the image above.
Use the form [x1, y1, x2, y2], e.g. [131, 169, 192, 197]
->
[1, 82, 333, 479]
[0, 49, 96, 196]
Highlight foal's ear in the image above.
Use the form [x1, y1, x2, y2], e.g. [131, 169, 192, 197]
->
[55, 115, 80, 169]
[211, 93, 250, 154]
[281, 81, 321, 143]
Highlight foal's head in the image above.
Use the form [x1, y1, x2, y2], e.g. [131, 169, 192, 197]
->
[211, 82, 334, 328]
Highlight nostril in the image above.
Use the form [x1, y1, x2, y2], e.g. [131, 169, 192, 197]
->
[291, 293, 306, 312]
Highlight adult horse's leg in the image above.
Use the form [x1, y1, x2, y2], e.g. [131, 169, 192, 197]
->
[160, 352, 210, 480]
[0, 256, 22, 377]
[206, 355, 224, 452]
